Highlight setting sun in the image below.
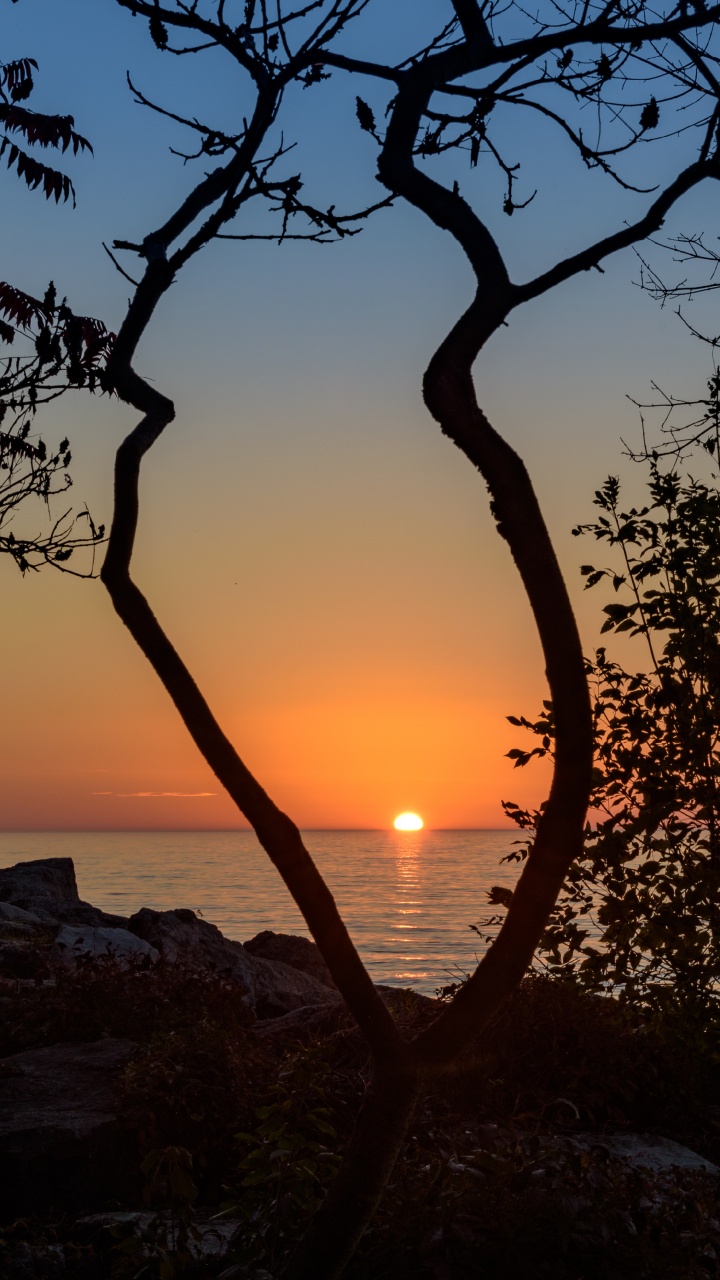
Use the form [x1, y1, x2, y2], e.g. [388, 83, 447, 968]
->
[393, 812, 424, 831]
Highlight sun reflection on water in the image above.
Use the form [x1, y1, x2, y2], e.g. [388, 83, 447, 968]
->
[392, 829, 430, 983]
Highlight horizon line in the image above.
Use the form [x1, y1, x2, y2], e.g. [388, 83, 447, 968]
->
[0, 826, 517, 834]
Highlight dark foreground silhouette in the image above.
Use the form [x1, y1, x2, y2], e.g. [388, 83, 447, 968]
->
[1, 857, 718, 1280]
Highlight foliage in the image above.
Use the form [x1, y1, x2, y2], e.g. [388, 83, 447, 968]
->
[502, 463, 720, 1025]
[0, 280, 112, 573]
[218, 1045, 344, 1277]
[0, 43, 108, 574]
[0, 52, 91, 205]
[3, 969, 720, 1279]
[109, 1146, 202, 1280]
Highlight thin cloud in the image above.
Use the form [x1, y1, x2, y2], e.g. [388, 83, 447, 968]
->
[91, 791, 217, 798]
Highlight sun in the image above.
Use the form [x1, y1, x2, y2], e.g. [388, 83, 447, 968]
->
[394, 812, 424, 832]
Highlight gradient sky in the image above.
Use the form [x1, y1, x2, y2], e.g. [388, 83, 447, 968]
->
[1, 0, 717, 830]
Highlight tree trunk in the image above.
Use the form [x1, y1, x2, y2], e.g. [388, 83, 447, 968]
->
[283, 1058, 421, 1280]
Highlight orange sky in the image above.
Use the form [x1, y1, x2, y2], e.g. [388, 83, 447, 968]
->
[0, 238, 701, 830]
[0, 403, 555, 829]
[3, 0, 714, 832]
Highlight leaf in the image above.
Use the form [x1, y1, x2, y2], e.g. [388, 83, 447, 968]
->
[356, 97, 376, 135]
[640, 97, 659, 130]
[0, 106, 92, 155]
[0, 139, 76, 205]
[0, 281, 47, 329]
[487, 885, 513, 908]
[1, 57, 37, 101]
[149, 12, 169, 49]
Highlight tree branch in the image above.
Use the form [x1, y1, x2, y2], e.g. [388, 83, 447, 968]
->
[515, 158, 720, 307]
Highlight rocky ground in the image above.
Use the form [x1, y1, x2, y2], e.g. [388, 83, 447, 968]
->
[1, 857, 719, 1279]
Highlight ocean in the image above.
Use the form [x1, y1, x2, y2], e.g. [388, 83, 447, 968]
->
[0, 829, 523, 995]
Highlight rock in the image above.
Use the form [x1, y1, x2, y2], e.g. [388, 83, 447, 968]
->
[244, 929, 337, 989]
[250, 954, 341, 1019]
[0, 901, 45, 925]
[55, 924, 159, 968]
[0, 905, 56, 981]
[252, 1001, 348, 1044]
[75, 1211, 241, 1261]
[0, 939, 50, 981]
[0, 1038, 139, 1217]
[128, 907, 341, 1018]
[127, 907, 257, 1001]
[0, 858, 127, 928]
[569, 1133, 719, 1176]
[0, 1241, 65, 1278]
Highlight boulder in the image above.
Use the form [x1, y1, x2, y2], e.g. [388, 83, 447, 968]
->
[0, 1038, 139, 1217]
[0, 902, 56, 981]
[570, 1133, 720, 1176]
[0, 858, 127, 928]
[0, 901, 45, 925]
[55, 924, 159, 969]
[127, 907, 257, 999]
[250, 953, 341, 1019]
[1, 1241, 66, 1278]
[252, 1001, 348, 1044]
[75, 1211, 241, 1261]
[243, 929, 337, 989]
[128, 907, 340, 1018]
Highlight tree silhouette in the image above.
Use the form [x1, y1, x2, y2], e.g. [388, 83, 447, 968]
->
[0, 47, 109, 574]
[32, 1, 720, 1275]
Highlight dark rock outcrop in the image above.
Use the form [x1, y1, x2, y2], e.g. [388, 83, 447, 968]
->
[128, 907, 341, 1018]
[55, 924, 159, 968]
[0, 901, 56, 981]
[252, 1001, 348, 1044]
[0, 858, 127, 928]
[244, 929, 337, 989]
[75, 1211, 241, 1261]
[1, 1240, 66, 1278]
[569, 1133, 720, 1176]
[0, 1038, 139, 1217]
[250, 953, 340, 1019]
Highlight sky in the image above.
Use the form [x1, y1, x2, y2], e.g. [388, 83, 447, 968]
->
[1, 0, 719, 831]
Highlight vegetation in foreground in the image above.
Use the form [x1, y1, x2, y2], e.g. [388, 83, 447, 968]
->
[1, 958, 718, 1280]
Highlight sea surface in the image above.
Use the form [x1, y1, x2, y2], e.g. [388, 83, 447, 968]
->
[0, 830, 523, 995]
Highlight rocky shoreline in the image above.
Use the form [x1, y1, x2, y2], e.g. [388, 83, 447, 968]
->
[0, 856, 343, 1013]
[0, 857, 357, 1221]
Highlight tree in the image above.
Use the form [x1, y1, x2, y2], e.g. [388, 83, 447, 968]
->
[18, 1, 720, 1276]
[503, 465, 720, 1020]
[0, 48, 110, 574]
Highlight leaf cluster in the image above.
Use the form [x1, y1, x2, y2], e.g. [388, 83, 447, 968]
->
[109, 1146, 202, 1279]
[501, 463, 720, 1025]
[0, 280, 112, 574]
[0, 54, 91, 205]
[218, 1044, 343, 1275]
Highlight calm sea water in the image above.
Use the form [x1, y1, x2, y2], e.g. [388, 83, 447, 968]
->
[0, 830, 522, 995]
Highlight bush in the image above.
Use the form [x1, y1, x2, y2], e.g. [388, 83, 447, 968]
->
[502, 464, 720, 1034]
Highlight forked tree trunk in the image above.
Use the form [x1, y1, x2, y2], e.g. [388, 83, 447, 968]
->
[90, 0, 720, 1267]
[280, 355, 593, 1280]
[103, 271, 592, 1280]
[98, 44, 595, 1280]
[101, 173, 593, 1280]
